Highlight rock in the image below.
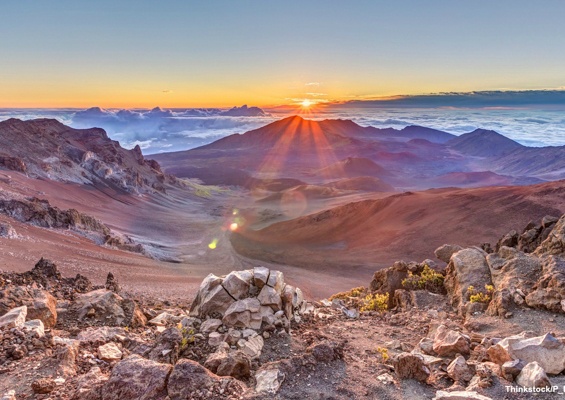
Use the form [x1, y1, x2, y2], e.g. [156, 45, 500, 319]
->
[516, 361, 551, 388]
[393, 353, 430, 382]
[433, 325, 470, 357]
[215, 351, 251, 379]
[253, 266, 270, 289]
[23, 319, 45, 337]
[370, 261, 409, 308]
[31, 378, 56, 394]
[222, 270, 252, 300]
[71, 366, 107, 400]
[0, 305, 27, 328]
[501, 359, 525, 381]
[542, 215, 559, 229]
[200, 318, 222, 333]
[258, 285, 283, 310]
[310, 341, 338, 363]
[487, 332, 565, 374]
[76, 327, 126, 343]
[222, 298, 261, 329]
[71, 289, 146, 327]
[444, 248, 492, 312]
[435, 244, 464, 263]
[266, 270, 285, 293]
[105, 272, 120, 293]
[74, 274, 93, 293]
[0, 222, 17, 238]
[32, 258, 61, 280]
[238, 335, 264, 359]
[0, 390, 16, 400]
[143, 327, 182, 364]
[208, 332, 225, 347]
[98, 342, 122, 362]
[342, 308, 360, 319]
[167, 359, 245, 400]
[255, 366, 285, 394]
[55, 337, 80, 376]
[100, 355, 171, 400]
[148, 311, 175, 326]
[536, 215, 565, 255]
[189, 274, 235, 318]
[416, 337, 435, 355]
[524, 256, 565, 312]
[0, 286, 57, 327]
[433, 391, 493, 400]
[447, 356, 474, 383]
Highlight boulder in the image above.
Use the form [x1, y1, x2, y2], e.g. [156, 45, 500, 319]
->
[0, 286, 57, 327]
[238, 335, 264, 359]
[0, 222, 17, 239]
[393, 353, 430, 382]
[447, 355, 474, 383]
[255, 366, 285, 395]
[100, 355, 171, 400]
[31, 378, 56, 394]
[105, 272, 120, 293]
[258, 285, 282, 311]
[71, 289, 146, 327]
[435, 244, 464, 263]
[205, 348, 251, 380]
[222, 270, 252, 300]
[488, 333, 565, 374]
[189, 274, 235, 318]
[167, 359, 245, 400]
[525, 256, 565, 312]
[433, 325, 470, 357]
[0, 305, 27, 329]
[516, 361, 551, 388]
[444, 248, 492, 312]
[535, 215, 565, 255]
[266, 270, 284, 293]
[253, 266, 270, 289]
[98, 342, 122, 362]
[370, 261, 409, 308]
[222, 298, 261, 329]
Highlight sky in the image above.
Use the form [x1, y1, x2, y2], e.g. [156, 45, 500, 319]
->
[1, 1, 565, 108]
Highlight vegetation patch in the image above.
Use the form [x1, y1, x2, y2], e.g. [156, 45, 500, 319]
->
[401, 264, 445, 294]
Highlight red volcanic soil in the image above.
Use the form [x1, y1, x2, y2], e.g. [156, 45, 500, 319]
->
[232, 180, 565, 293]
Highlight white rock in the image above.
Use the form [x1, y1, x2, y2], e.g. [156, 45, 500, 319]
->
[23, 319, 45, 338]
[258, 285, 282, 310]
[266, 270, 284, 293]
[189, 274, 235, 317]
[0, 306, 27, 329]
[255, 367, 285, 394]
[516, 361, 551, 388]
[148, 312, 175, 326]
[239, 335, 264, 359]
[98, 342, 123, 362]
[222, 270, 252, 300]
[253, 267, 270, 289]
[208, 332, 225, 347]
[433, 391, 493, 400]
[0, 390, 16, 400]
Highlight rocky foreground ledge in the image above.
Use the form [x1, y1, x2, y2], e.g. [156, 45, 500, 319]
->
[2, 216, 565, 398]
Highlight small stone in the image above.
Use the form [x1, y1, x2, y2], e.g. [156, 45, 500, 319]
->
[393, 353, 430, 382]
[0, 306, 27, 329]
[98, 342, 123, 362]
[31, 378, 56, 394]
[255, 367, 285, 394]
[208, 332, 225, 347]
[200, 318, 222, 334]
[23, 319, 45, 338]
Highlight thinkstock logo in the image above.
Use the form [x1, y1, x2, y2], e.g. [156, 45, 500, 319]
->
[505, 385, 560, 394]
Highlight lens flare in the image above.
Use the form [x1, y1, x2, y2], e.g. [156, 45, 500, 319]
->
[208, 239, 218, 249]
[230, 223, 238, 231]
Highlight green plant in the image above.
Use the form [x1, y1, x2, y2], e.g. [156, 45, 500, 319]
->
[401, 265, 445, 294]
[376, 346, 389, 362]
[179, 327, 196, 351]
[360, 292, 389, 312]
[467, 284, 494, 303]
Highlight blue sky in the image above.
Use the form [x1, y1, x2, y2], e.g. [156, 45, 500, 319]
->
[1, 1, 564, 107]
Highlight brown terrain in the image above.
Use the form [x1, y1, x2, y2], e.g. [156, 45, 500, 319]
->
[2, 116, 565, 398]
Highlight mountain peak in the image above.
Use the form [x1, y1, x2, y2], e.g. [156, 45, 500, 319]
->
[448, 128, 524, 157]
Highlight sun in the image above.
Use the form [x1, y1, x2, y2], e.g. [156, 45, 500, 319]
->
[301, 99, 313, 108]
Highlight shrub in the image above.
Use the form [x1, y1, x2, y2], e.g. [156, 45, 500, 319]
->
[401, 265, 445, 294]
[329, 286, 366, 301]
[360, 292, 389, 312]
[376, 346, 389, 362]
[467, 284, 494, 303]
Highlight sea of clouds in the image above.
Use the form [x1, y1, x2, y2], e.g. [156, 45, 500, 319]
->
[1, 105, 564, 154]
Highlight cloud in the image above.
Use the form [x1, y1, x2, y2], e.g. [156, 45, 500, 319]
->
[332, 90, 565, 109]
[162, 90, 173, 93]
[305, 82, 321, 87]
[305, 92, 327, 97]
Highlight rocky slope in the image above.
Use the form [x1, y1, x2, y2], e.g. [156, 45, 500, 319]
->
[2, 215, 565, 398]
[0, 118, 174, 194]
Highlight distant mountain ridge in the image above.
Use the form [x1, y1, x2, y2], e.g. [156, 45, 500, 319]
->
[0, 118, 173, 194]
